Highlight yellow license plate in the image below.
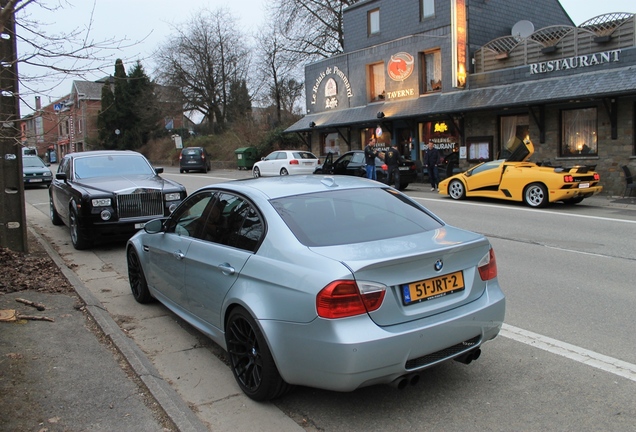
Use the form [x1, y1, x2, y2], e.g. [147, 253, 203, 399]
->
[402, 271, 465, 305]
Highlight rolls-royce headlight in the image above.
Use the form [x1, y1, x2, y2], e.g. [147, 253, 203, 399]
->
[165, 193, 181, 201]
[92, 198, 112, 207]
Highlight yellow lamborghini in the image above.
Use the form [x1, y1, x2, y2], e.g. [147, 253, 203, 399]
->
[438, 139, 602, 207]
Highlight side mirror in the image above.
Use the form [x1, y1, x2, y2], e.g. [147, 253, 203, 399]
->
[55, 172, 67, 181]
[154, 167, 164, 174]
[143, 218, 165, 234]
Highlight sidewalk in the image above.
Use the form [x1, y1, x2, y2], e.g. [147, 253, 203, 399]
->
[2, 201, 303, 432]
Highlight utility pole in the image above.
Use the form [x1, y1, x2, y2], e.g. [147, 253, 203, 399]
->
[0, 0, 28, 252]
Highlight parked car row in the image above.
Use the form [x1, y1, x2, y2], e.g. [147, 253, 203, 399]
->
[40, 139, 603, 402]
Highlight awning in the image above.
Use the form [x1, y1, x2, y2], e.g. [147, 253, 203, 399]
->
[286, 65, 636, 133]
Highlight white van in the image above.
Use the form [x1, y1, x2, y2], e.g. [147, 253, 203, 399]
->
[22, 147, 37, 157]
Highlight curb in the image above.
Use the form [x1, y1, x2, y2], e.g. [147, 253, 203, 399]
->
[27, 226, 209, 432]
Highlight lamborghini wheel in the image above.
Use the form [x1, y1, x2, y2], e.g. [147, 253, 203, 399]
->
[448, 179, 466, 200]
[523, 183, 548, 208]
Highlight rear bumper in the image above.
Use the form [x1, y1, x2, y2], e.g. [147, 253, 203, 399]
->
[260, 282, 505, 392]
[550, 185, 603, 202]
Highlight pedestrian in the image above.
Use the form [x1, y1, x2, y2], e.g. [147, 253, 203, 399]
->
[364, 137, 379, 180]
[384, 142, 404, 189]
[424, 142, 441, 191]
[445, 143, 460, 179]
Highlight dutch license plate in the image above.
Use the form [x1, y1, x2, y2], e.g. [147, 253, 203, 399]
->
[578, 182, 590, 189]
[135, 222, 146, 229]
[28, 178, 43, 182]
[402, 271, 465, 305]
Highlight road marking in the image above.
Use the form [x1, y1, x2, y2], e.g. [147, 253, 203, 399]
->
[414, 197, 636, 224]
[501, 324, 636, 383]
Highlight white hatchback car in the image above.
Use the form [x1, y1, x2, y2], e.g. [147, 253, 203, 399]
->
[253, 150, 319, 177]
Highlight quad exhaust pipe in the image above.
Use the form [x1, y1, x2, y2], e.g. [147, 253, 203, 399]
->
[391, 348, 482, 390]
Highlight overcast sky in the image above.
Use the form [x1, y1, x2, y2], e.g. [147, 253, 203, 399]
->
[16, 0, 636, 115]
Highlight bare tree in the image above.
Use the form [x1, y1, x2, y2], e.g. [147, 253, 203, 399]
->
[153, 8, 250, 129]
[254, 26, 304, 126]
[12, 0, 142, 112]
[268, 0, 357, 61]
[1, 0, 136, 251]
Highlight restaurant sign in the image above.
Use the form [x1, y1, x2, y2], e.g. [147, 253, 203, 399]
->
[529, 49, 621, 75]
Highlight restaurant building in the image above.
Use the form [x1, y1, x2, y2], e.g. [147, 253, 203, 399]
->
[286, 0, 636, 195]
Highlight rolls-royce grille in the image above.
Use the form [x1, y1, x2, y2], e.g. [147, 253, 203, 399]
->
[117, 191, 163, 219]
[405, 335, 481, 369]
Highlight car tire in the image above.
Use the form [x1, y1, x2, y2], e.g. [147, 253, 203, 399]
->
[523, 183, 548, 208]
[280, 168, 289, 176]
[69, 207, 90, 250]
[127, 247, 154, 304]
[50, 195, 63, 226]
[253, 167, 261, 178]
[180, 169, 184, 173]
[399, 182, 409, 191]
[448, 179, 466, 200]
[225, 307, 292, 401]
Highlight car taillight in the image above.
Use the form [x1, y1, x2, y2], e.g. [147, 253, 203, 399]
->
[564, 175, 574, 183]
[316, 280, 386, 319]
[477, 248, 497, 281]
[290, 159, 299, 165]
[593, 173, 600, 180]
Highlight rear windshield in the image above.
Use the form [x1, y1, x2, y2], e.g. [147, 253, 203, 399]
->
[292, 152, 318, 160]
[272, 188, 443, 247]
[183, 148, 202, 155]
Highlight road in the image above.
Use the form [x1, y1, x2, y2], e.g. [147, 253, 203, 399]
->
[24, 168, 636, 431]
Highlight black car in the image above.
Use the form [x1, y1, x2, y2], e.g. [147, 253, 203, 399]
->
[315, 150, 418, 190]
[49, 150, 187, 250]
[179, 147, 211, 173]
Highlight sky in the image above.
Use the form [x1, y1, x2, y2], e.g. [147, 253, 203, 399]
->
[16, 0, 636, 116]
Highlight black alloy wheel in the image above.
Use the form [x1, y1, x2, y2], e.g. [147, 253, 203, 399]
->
[69, 207, 90, 250]
[50, 195, 63, 226]
[225, 307, 291, 401]
[127, 247, 154, 303]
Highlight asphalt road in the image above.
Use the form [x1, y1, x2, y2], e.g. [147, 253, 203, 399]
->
[24, 168, 636, 431]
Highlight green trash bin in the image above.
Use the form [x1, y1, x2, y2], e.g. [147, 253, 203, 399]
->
[235, 147, 258, 170]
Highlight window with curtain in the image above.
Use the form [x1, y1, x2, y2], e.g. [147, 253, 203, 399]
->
[368, 62, 385, 102]
[500, 114, 529, 159]
[561, 108, 597, 156]
[368, 9, 380, 35]
[419, 50, 442, 94]
[422, 0, 435, 19]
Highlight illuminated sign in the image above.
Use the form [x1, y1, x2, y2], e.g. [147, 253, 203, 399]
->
[387, 52, 415, 81]
[310, 66, 353, 107]
[452, 0, 467, 88]
[434, 122, 449, 133]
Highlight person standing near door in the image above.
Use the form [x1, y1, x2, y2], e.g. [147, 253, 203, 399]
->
[364, 137, 379, 180]
[424, 142, 441, 191]
[445, 144, 460, 179]
[384, 142, 404, 189]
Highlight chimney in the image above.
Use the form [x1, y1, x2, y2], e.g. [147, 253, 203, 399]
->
[35, 96, 41, 110]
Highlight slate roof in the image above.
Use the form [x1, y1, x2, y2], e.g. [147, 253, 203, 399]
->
[72, 80, 104, 100]
[286, 65, 636, 132]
